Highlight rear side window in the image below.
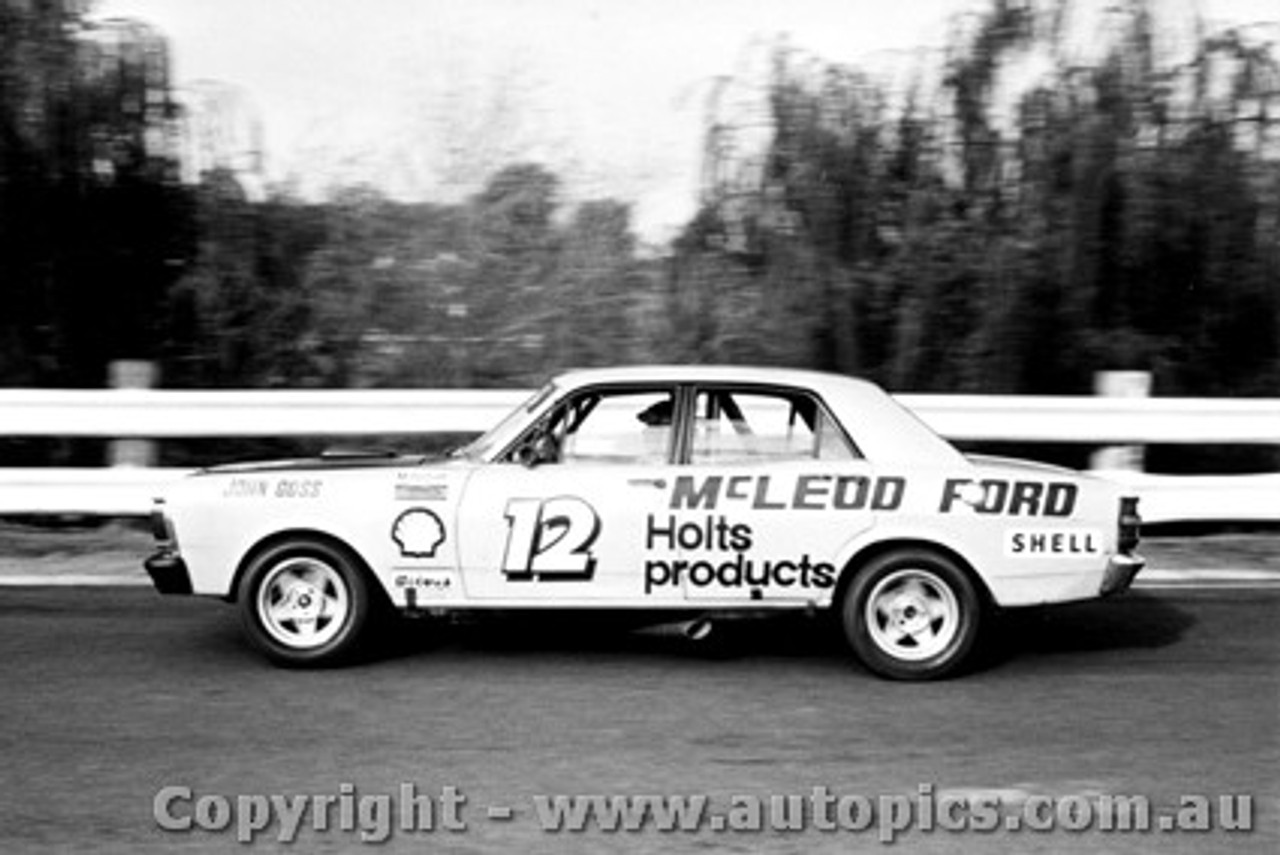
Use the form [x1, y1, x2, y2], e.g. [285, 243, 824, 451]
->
[689, 388, 857, 464]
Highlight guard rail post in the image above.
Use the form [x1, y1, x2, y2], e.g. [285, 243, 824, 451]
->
[1089, 370, 1152, 472]
[107, 360, 157, 468]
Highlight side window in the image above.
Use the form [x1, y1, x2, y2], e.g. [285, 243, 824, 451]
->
[518, 389, 674, 465]
[690, 389, 857, 464]
[815, 407, 856, 461]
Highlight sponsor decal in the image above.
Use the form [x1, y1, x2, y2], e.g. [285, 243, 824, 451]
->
[1003, 528, 1102, 558]
[222, 478, 268, 498]
[668, 474, 905, 512]
[395, 483, 447, 501]
[273, 478, 322, 499]
[392, 570, 455, 591]
[644, 552, 836, 595]
[501, 496, 600, 581]
[940, 479, 1077, 517]
[394, 471, 449, 502]
[392, 508, 446, 558]
[221, 477, 322, 499]
[643, 513, 835, 595]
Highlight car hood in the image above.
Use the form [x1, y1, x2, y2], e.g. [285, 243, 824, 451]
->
[197, 449, 438, 476]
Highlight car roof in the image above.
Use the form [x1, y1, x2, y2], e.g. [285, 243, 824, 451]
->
[546, 365, 964, 466]
[552, 364, 882, 396]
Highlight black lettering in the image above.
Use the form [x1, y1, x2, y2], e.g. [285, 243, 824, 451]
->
[689, 561, 716, 586]
[671, 476, 721, 510]
[977, 480, 1009, 514]
[744, 558, 769, 587]
[834, 476, 869, 510]
[1043, 483, 1077, 517]
[677, 522, 705, 550]
[810, 562, 836, 589]
[793, 475, 831, 510]
[772, 560, 797, 587]
[871, 477, 905, 511]
[729, 523, 753, 551]
[713, 518, 736, 551]
[752, 477, 787, 510]
[717, 554, 745, 587]
[644, 560, 670, 594]
[1007, 482, 1043, 516]
[645, 515, 678, 550]
[939, 479, 969, 513]
[1010, 533, 1025, 554]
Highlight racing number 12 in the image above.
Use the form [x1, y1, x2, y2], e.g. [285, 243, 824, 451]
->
[502, 497, 600, 580]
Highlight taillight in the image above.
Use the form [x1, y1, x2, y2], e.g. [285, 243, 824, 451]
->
[1117, 496, 1141, 554]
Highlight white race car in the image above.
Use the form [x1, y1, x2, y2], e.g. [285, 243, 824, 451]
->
[145, 366, 1143, 679]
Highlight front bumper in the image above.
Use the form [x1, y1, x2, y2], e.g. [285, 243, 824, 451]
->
[1100, 553, 1145, 596]
[144, 549, 192, 595]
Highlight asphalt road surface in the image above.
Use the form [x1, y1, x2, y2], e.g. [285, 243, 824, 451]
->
[0, 586, 1276, 854]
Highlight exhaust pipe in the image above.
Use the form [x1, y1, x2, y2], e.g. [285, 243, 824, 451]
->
[683, 618, 714, 642]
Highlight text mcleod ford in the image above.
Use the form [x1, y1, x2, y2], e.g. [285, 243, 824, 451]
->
[643, 474, 1082, 594]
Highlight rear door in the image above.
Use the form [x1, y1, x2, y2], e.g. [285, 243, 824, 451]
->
[666, 386, 882, 603]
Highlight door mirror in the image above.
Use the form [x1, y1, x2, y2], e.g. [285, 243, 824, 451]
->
[516, 431, 559, 468]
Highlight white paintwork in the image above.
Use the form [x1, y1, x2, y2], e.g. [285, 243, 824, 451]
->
[152, 367, 1142, 612]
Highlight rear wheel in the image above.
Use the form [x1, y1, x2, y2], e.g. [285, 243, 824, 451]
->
[841, 550, 981, 680]
[237, 539, 374, 667]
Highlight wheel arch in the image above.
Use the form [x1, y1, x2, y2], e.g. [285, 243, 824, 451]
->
[832, 538, 995, 615]
[226, 528, 388, 607]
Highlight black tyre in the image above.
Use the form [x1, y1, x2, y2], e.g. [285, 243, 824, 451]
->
[237, 538, 374, 667]
[841, 549, 982, 680]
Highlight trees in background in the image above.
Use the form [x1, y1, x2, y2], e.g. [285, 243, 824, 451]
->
[2, 0, 1276, 404]
[161, 163, 649, 389]
[673, 0, 1279, 396]
[0, 1, 194, 387]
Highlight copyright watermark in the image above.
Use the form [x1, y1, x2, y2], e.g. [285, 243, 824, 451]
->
[153, 782, 1257, 844]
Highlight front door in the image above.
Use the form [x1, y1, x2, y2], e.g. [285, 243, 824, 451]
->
[455, 386, 686, 604]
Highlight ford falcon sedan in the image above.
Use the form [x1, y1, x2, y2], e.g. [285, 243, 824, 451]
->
[144, 365, 1144, 679]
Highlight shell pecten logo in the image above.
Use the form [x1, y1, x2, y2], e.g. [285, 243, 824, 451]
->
[392, 508, 446, 558]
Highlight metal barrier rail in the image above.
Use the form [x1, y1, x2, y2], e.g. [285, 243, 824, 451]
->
[0, 389, 527, 437]
[1, 389, 1278, 443]
[1, 389, 1277, 521]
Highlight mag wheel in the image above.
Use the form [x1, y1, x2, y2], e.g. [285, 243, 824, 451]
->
[841, 550, 981, 680]
[238, 539, 372, 667]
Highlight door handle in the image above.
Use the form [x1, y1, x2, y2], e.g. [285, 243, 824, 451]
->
[627, 478, 667, 489]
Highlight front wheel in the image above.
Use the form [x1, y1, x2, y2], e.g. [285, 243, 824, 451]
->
[840, 550, 982, 680]
[237, 539, 374, 667]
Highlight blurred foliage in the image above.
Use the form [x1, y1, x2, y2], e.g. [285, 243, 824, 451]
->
[0, 0, 194, 388]
[1, 0, 1276, 417]
[684, 0, 1280, 397]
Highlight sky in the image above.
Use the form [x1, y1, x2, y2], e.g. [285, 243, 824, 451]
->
[91, 0, 1277, 243]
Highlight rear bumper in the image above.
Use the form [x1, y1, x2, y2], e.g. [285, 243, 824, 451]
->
[144, 550, 192, 595]
[1101, 553, 1145, 596]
